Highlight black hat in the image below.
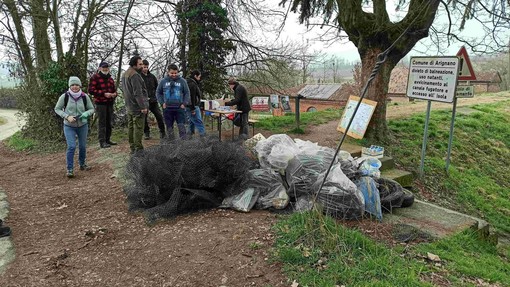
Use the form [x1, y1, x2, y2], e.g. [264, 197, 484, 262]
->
[99, 61, 110, 68]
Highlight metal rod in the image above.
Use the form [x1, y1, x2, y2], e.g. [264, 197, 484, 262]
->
[446, 97, 458, 172]
[420, 100, 432, 177]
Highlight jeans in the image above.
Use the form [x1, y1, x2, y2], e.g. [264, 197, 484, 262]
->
[127, 112, 145, 152]
[64, 124, 88, 170]
[163, 108, 186, 139]
[96, 103, 113, 144]
[186, 106, 206, 136]
[239, 112, 249, 139]
[144, 101, 165, 135]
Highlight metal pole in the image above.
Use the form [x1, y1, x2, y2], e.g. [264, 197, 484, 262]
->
[446, 96, 458, 172]
[295, 95, 302, 130]
[420, 100, 432, 177]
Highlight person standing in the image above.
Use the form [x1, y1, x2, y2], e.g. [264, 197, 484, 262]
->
[225, 77, 251, 139]
[121, 56, 149, 154]
[186, 70, 206, 137]
[141, 60, 166, 140]
[156, 64, 190, 140]
[54, 76, 95, 177]
[88, 61, 117, 148]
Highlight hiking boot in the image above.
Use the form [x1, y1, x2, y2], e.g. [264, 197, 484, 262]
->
[66, 169, 74, 178]
[100, 142, 111, 148]
[106, 140, 117, 145]
[0, 226, 11, 238]
[80, 164, 91, 171]
[144, 133, 151, 140]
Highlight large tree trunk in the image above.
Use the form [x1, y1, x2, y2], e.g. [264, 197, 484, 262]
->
[49, 0, 64, 60]
[337, 0, 440, 141]
[359, 47, 397, 143]
[30, 0, 52, 69]
[116, 0, 135, 86]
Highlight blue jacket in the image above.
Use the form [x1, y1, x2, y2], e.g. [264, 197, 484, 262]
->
[156, 75, 190, 110]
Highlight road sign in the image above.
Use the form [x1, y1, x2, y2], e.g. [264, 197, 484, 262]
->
[456, 85, 474, 98]
[456, 46, 477, 81]
[406, 56, 460, 103]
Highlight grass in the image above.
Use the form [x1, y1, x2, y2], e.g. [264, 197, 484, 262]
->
[254, 108, 342, 134]
[274, 212, 510, 286]
[386, 100, 510, 234]
[273, 211, 433, 286]
[272, 98, 510, 286]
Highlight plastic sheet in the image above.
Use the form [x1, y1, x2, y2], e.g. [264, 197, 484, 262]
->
[355, 177, 383, 221]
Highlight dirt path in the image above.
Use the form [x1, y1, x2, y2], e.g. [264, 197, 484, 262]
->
[0, 142, 287, 286]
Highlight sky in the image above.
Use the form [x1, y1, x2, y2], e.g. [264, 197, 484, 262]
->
[274, 1, 509, 63]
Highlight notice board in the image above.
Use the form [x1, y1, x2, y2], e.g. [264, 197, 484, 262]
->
[336, 95, 377, 139]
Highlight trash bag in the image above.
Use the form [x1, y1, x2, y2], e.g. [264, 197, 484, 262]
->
[244, 169, 290, 210]
[359, 157, 382, 178]
[286, 154, 331, 198]
[255, 134, 300, 170]
[221, 187, 260, 212]
[313, 164, 364, 220]
[355, 177, 383, 221]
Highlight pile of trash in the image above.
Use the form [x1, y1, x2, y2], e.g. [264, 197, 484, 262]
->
[123, 134, 414, 222]
[223, 134, 414, 221]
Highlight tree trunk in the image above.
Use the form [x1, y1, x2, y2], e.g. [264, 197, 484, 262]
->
[359, 47, 397, 144]
[116, 0, 135, 86]
[4, 0, 36, 84]
[30, 0, 52, 69]
[49, 0, 64, 60]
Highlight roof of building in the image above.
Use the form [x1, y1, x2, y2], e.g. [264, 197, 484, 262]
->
[473, 71, 502, 83]
[297, 84, 343, 100]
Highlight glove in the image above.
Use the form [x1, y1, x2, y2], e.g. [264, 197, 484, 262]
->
[80, 112, 89, 119]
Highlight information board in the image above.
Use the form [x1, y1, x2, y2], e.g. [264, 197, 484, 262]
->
[336, 95, 377, 139]
[455, 85, 474, 98]
[406, 57, 460, 103]
[281, 96, 292, 112]
[251, 96, 269, 111]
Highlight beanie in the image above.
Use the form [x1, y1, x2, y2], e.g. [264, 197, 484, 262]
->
[68, 76, 82, 87]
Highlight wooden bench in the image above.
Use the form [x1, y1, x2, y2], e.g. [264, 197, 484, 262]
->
[248, 119, 259, 137]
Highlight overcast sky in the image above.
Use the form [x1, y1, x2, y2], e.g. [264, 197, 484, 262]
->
[274, 1, 509, 62]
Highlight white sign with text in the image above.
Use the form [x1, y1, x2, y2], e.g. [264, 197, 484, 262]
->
[455, 85, 474, 98]
[406, 57, 460, 103]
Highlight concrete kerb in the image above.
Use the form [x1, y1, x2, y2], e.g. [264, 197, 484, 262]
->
[0, 187, 15, 275]
[384, 199, 500, 244]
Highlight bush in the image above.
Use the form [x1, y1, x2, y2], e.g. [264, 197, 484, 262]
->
[17, 55, 85, 141]
[0, 88, 21, 108]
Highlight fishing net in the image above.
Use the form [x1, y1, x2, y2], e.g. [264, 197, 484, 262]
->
[123, 136, 256, 221]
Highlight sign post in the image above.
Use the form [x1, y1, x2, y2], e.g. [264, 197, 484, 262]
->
[407, 56, 460, 176]
[445, 47, 477, 172]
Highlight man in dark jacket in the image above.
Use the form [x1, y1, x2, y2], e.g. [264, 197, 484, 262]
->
[225, 76, 251, 139]
[121, 56, 149, 153]
[186, 70, 206, 137]
[141, 60, 165, 139]
[88, 61, 117, 148]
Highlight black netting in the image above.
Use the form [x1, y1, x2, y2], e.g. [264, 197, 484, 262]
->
[123, 136, 256, 221]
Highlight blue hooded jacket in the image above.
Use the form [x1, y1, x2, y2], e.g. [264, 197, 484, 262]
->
[156, 75, 190, 110]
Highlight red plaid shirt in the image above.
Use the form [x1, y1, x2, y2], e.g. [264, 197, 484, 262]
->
[88, 72, 116, 104]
